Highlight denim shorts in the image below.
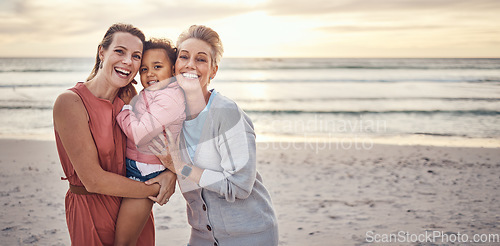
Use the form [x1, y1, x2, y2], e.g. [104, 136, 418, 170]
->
[126, 158, 164, 182]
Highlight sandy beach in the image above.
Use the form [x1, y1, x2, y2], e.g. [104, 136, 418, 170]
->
[1, 138, 499, 245]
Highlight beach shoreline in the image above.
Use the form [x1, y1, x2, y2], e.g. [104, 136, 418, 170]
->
[2, 132, 500, 148]
[1, 138, 499, 245]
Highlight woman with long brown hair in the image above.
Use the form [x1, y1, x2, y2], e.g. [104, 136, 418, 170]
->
[53, 23, 176, 245]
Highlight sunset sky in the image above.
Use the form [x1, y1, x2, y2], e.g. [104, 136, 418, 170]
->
[1, 0, 499, 58]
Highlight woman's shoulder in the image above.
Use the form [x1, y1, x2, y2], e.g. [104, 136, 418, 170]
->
[53, 90, 89, 126]
[210, 91, 253, 127]
[54, 82, 87, 106]
[211, 91, 239, 110]
[54, 90, 82, 110]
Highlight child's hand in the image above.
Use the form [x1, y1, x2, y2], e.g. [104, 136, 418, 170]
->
[175, 74, 202, 93]
[119, 79, 138, 105]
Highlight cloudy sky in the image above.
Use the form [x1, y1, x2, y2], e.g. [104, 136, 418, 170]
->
[1, 0, 499, 58]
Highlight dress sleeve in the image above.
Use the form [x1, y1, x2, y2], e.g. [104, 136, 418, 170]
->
[116, 89, 185, 146]
[198, 107, 257, 202]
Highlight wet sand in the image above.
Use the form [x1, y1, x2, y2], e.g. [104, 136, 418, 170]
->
[1, 139, 499, 245]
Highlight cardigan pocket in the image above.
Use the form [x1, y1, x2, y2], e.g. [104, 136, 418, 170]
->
[218, 193, 269, 236]
[186, 198, 202, 229]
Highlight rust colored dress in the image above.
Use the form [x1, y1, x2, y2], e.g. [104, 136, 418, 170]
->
[55, 82, 155, 246]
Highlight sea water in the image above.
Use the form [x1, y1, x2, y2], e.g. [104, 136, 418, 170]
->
[0, 57, 499, 146]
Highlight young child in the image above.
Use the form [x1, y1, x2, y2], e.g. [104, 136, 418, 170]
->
[115, 38, 186, 245]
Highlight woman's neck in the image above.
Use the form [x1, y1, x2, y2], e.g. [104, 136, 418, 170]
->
[85, 76, 119, 102]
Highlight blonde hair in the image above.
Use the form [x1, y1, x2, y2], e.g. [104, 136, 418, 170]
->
[87, 23, 145, 81]
[176, 25, 224, 67]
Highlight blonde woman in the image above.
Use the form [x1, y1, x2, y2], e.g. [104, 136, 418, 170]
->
[150, 25, 279, 246]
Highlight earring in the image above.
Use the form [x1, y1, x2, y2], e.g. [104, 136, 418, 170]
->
[99, 60, 103, 69]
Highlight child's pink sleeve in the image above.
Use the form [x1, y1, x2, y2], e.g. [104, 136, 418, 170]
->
[116, 88, 185, 146]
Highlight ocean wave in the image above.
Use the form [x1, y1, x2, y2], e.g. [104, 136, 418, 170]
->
[0, 69, 85, 73]
[2, 58, 500, 72]
[0, 83, 74, 88]
[221, 65, 500, 70]
[3, 66, 500, 72]
[216, 78, 500, 83]
[236, 97, 500, 103]
[246, 109, 500, 116]
[4, 106, 499, 116]
[1, 79, 499, 88]
[413, 132, 462, 137]
[220, 58, 500, 70]
[0, 105, 53, 110]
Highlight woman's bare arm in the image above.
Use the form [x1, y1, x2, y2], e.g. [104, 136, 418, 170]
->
[53, 90, 162, 198]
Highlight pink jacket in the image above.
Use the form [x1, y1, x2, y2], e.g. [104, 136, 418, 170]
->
[117, 81, 186, 164]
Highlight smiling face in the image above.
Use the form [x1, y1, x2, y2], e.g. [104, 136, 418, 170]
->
[175, 38, 218, 95]
[139, 49, 173, 88]
[98, 32, 143, 88]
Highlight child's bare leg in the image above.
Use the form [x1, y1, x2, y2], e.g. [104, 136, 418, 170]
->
[115, 198, 153, 246]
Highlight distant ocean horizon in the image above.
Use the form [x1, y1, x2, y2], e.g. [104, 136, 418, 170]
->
[1, 57, 499, 147]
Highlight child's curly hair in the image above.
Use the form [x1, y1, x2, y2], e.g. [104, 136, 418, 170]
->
[144, 38, 177, 66]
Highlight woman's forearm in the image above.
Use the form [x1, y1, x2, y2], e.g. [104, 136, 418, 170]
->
[174, 161, 203, 184]
[84, 169, 159, 198]
[184, 88, 206, 120]
[54, 91, 161, 199]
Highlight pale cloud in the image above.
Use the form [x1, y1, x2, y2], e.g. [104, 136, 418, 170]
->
[0, 0, 255, 41]
[318, 25, 445, 33]
[0, 0, 499, 57]
[0, 0, 261, 56]
[262, 0, 500, 16]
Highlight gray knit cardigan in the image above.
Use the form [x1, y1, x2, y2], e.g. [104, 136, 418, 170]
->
[177, 90, 279, 246]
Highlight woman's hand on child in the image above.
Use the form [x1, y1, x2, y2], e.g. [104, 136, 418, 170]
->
[148, 129, 184, 174]
[145, 170, 176, 205]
